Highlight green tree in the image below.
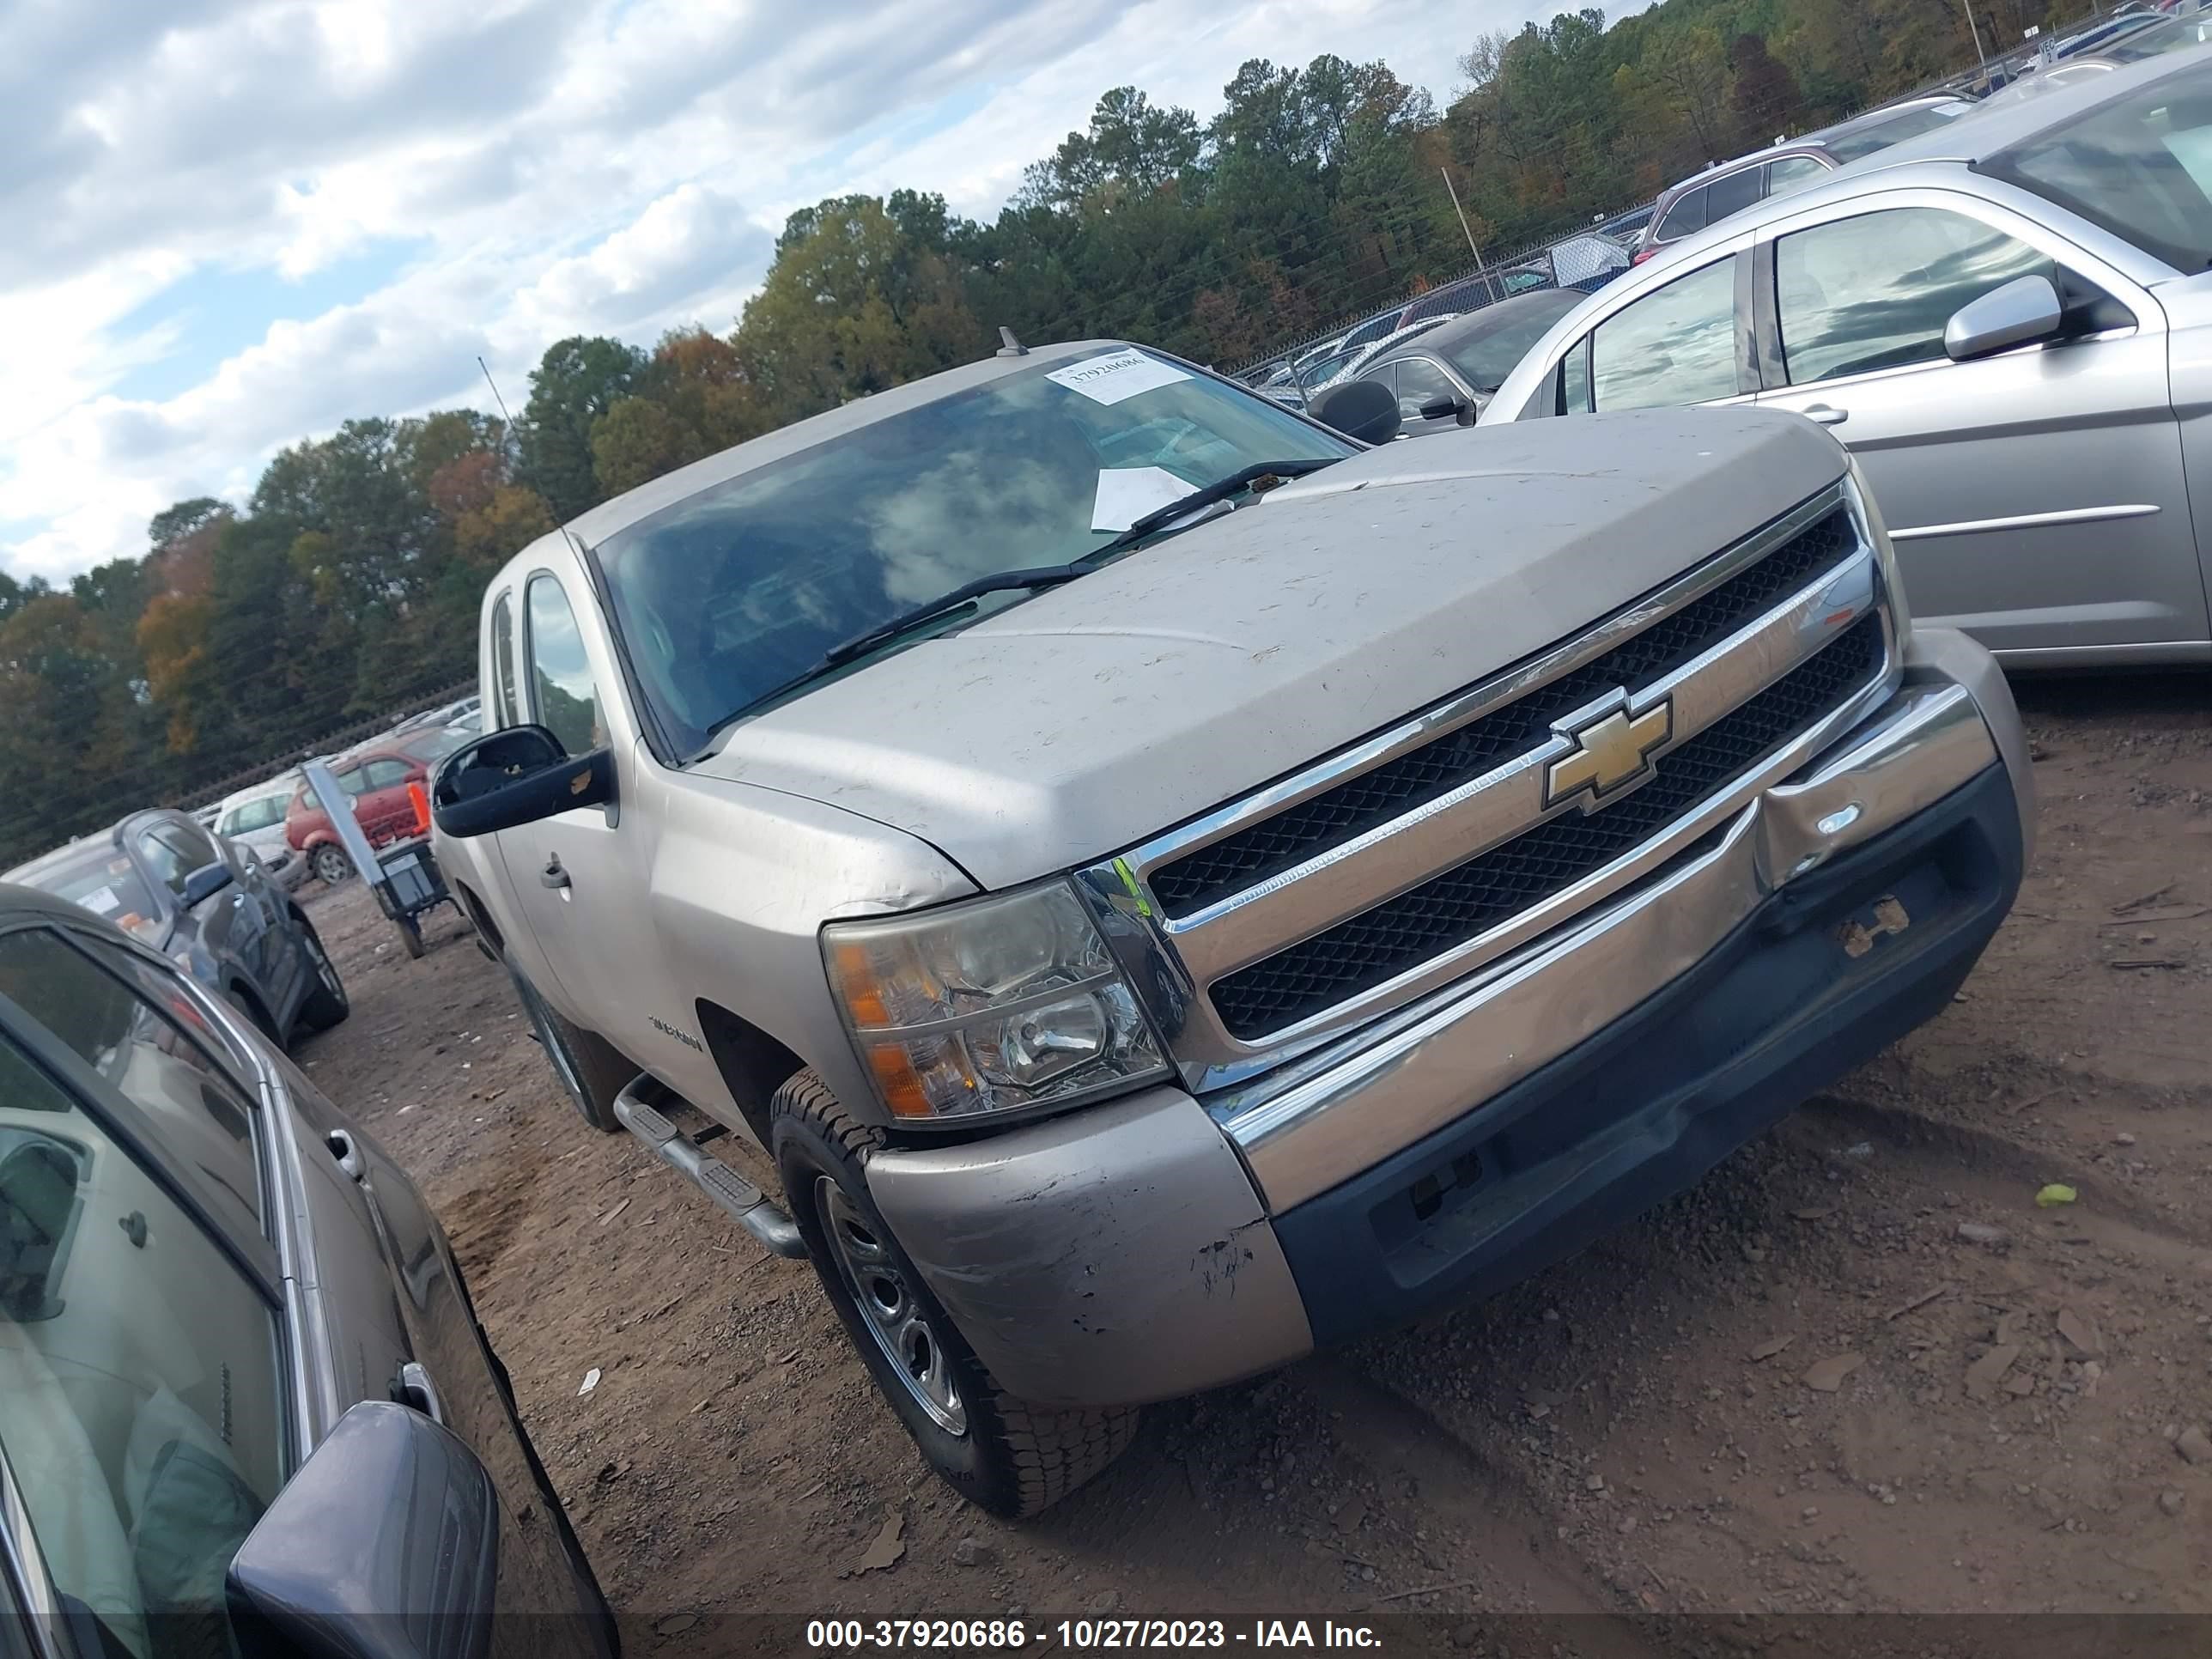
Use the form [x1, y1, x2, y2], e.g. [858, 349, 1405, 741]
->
[518, 337, 649, 524]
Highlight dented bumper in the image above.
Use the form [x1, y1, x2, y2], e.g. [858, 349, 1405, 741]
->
[870, 629, 2030, 1408]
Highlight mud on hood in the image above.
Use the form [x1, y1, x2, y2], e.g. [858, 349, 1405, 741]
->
[690, 407, 1848, 890]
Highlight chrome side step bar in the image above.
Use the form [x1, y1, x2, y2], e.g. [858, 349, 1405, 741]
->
[612, 1076, 806, 1259]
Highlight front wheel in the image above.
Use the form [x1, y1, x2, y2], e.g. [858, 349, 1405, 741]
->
[770, 1070, 1138, 1516]
[293, 920, 349, 1033]
[309, 843, 352, 885]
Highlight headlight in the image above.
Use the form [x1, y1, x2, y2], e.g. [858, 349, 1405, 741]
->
[1842, 455, 1911, 645]
[823, 882, 1169, 1121]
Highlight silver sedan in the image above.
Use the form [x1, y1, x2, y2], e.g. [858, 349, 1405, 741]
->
[1486, 45, 2212, 667]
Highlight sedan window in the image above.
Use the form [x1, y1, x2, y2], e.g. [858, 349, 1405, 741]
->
[1589, 256, 1741, 411]
[1655, 183, 1708, 242]
[0, 1028, 283, 1659]
[1767, 155, 1828, 196]
[1776, 207, 2055, 386]
[362, 758, 413, 790]
[1704, 164, 1765, 227]
[0, 929, 263, 1231]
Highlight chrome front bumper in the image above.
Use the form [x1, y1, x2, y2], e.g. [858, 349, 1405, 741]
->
[869, 629, 2030, 1408]
[1206, 626, 2031, 1212]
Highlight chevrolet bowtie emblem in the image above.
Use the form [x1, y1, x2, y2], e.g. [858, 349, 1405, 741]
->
[1545, 694, 1673, 811]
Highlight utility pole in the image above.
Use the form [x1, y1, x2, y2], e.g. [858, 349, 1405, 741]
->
[1439, 167, 1495, 302]
[1960, 0, 1989, 74]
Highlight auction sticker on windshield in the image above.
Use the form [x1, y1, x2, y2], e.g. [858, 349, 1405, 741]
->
[1048, 349, 1191, 405]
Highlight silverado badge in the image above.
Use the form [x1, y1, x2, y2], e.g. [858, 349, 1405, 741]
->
[1545, 692, 1673, 811]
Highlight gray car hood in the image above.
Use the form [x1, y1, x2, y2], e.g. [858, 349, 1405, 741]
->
[691, 406, 1846, 890]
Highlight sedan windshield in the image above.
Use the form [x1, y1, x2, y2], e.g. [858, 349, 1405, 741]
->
[1984, 58, 2212, 271]
[593, 348, 1352, 756]
[1437, 293, 1585, 391]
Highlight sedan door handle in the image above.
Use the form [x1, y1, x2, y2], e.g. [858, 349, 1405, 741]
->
[1802, 404, 1849, 426]
[540, 858, 571, 892]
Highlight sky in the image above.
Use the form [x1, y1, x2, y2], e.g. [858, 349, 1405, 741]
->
[0, 0, 1589, 585]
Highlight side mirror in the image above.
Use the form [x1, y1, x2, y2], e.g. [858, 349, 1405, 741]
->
[431, 725, 615, 839]
[182, 863, 234, 908]
[1418, 395, 1481, 428]
[226, 1401, 498, 1659]
[1310, 379, 1402, 446]
[1945, 273, 2063, 362]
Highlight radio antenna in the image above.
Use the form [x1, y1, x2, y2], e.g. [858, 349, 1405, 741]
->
[477, 355, 519, 436]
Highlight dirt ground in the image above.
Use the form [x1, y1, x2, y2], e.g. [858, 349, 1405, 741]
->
[290, 672, 2212, 1650]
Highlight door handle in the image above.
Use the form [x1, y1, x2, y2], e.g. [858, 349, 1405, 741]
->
[540, 857, 571, 893]
[1802, 404, 1849, 426]
[324, 1128, 365, 1182]
[393, 1360, 446, 1425]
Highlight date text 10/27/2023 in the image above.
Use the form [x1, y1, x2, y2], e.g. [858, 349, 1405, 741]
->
[804, 1620, 1385, 1650]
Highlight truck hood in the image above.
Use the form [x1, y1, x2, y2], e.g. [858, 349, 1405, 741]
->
[691, 406, 1846, 890]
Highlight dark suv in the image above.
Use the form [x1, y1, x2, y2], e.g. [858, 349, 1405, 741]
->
[4, 808, 348, 1050]
[0, 884, 614, 1658]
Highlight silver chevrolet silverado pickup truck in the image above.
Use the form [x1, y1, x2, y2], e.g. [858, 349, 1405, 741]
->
[429, 338, 2033, 1517]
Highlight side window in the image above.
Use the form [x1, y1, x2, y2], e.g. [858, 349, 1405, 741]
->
[1589, 256, 1741, 411]
[0, 1030, 283, 1659]
[526, 574, 605, 758]
[1766, 155, 1827, 197]
[1704, 165, 1765, 225]
[1776, 207, 2057, 386]
[335, 768, 369, 799]
[0, 930, 262, 1232]
[135, 832, 196, 902]
[1392, 359, 1460, 421]
[490, 591, 520, 731]
[362, 759, 411, 790]
[1656, 184, 1707, 242]
[1561, 336, 1594, 416]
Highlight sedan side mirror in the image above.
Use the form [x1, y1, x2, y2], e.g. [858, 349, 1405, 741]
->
[1945, 273, 2063, 362]
[1310, 378, 1402, 446]
[1418, 395, 1481, 428]
[182, 862, 235, 908]
[431, 725, 615, 839]
[226, 1401, 498, 1659]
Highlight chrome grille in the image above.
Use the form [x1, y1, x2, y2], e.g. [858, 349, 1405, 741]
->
[1150, 507, 1862, 917]
[1210, 614, 1883, 1038]
[1082, 479, 1899, 1088]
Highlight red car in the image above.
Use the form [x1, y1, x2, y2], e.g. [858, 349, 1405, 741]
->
[285, 726, 472, 884]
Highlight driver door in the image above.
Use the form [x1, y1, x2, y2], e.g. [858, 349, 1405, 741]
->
[494, 562, 708, 1108]
[1751, 191, 2198, 655]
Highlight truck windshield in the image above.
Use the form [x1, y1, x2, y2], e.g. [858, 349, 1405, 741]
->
[592, 347, 1353, 757]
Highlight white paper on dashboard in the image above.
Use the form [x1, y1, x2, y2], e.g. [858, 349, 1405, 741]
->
[82, 884, 119, 915]
[1048, 349, 1192, 405]
[1091, 466, 1192, 532]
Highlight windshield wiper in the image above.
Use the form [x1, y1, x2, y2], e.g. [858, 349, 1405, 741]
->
[821, 565, 1093, 668]
[1091, 458, 1334, 558]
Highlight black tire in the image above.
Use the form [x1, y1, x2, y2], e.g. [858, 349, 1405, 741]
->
[771, 1069, 1138, 1517]
[510, 968, 629, 1133]
[397, 915, 425, 959]
[228, 987, 281, 1045]
[293, 918, 350, 1033]
[309, 843, 352, 885]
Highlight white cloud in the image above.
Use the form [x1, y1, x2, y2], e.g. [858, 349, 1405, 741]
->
[1, 0, 1576, 582]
